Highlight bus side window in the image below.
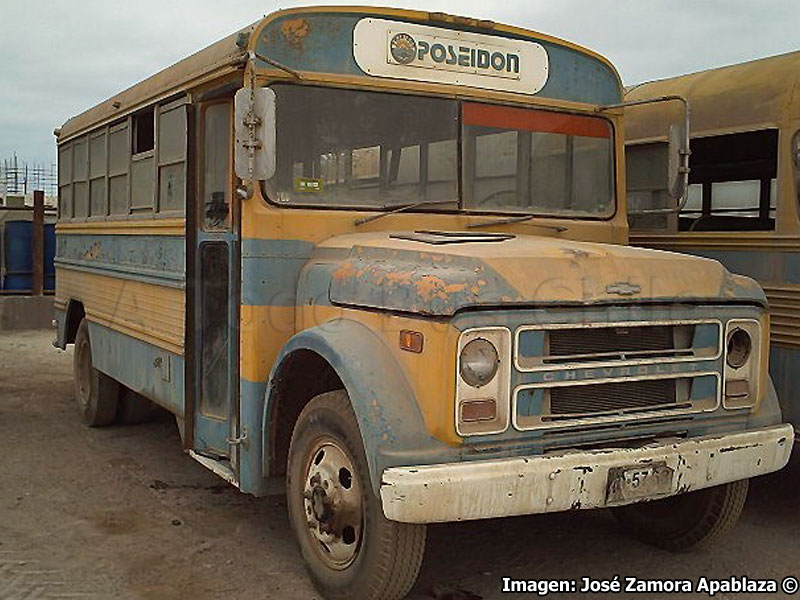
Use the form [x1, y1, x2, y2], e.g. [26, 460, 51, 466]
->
[629, 130, 779, 232]
[72, 136, 89, 218]
[202, 103, 232, 230]
[58, 143, 73, 220]
[681, 130, 778, 232]
[794, 130, 800, 211]
[157, 101, 188, 213]
[626, 142, 678, 231]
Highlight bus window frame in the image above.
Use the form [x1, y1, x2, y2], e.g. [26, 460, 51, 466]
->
[258, 83, 619, 222]
[198, 98, 236, 232]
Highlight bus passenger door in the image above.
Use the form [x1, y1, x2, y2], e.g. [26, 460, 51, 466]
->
[191, 99, 240, 475]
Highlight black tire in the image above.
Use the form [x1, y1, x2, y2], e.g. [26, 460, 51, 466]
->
[612, 479, 749, 551]
[73, 319, 119, 427]
[287, 390, 426, 600]
[118, 388, 156, 425]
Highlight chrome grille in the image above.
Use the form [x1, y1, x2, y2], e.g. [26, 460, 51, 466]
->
[515, 319, 720, 372]
[513, 318, 723, 432]
[549, 379, 676, 416]
[549, 325, 673, 359]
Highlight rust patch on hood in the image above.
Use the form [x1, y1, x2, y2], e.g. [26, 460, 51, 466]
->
[322, 232, 767, 315]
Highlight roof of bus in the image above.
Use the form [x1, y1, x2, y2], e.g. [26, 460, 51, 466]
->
[625, 49, 800, 140]
[57, 6, 622, 143]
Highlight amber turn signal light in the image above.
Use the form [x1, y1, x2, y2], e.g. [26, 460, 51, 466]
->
[399, 330, 424, 353]
[460, 399, 497, 422]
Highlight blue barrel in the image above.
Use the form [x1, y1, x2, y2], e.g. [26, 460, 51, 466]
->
[3, 220, 33, 292]
[44, 223, 55, 293]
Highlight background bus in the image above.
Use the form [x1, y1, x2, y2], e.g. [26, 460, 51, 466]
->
[625, 50, 800, 435]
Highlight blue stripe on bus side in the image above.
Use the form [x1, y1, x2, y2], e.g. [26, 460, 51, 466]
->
[241, 238, 315, 307]
[239, 377, 269, 496]
[666, 248, 800, 285]
[87, 320, 185, 416]
[57, 233, 185, 284]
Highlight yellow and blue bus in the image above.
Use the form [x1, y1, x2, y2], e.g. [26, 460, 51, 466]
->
[626, 50, 800, 439]
[55, 7, 793, 599]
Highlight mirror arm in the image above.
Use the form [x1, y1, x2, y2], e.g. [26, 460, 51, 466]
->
[597, 95, 691, 216]
[248, 50, 303, 81]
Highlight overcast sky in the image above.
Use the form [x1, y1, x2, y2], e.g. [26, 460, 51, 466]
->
[1, 0, 798, 167]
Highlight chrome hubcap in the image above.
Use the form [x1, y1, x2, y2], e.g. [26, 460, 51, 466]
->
[302, 439, 362, 569]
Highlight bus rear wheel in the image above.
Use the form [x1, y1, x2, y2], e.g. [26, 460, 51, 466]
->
[612, 479, 749, 551]
[73, 319, 119, 427]
[286, 390, 426, 600]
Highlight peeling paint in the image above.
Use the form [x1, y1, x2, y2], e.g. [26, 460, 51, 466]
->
[280, 18, 310, 50]
[320, 232, 768, 316]
[380, 425, 793, 524]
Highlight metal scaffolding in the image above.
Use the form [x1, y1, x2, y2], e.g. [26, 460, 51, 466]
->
[0, 155, 58, 199]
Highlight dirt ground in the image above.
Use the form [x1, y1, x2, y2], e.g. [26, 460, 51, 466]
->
[1, 329, 798, 600]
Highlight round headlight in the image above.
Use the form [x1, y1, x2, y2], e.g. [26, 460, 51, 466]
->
[726, 328, 752, 369]
[460, 338, 499, 387]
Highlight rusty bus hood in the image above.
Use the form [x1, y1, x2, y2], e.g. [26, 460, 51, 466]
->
[322, 232, 766, 315]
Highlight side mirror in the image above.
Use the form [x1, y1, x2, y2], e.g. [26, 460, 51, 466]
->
[614, 94, 691, 215]
[234, 87, 276, 181]
[666, 121, 690, 202]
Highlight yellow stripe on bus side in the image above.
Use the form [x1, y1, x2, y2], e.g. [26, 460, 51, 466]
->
[56, 267, 185, 355]
[240, 304, 297, 382]
[56, 218, 185, 236]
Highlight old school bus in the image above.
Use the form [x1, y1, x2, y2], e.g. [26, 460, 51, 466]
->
[54, 7, 793, 599]
[626, 50, 800, 439]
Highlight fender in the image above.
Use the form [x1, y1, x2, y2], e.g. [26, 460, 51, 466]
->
[748, 375, 785, 431]
[263, 318, 460, 494]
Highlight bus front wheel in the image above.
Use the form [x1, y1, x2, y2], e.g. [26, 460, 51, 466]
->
[73, 319, 119, 427]
[612, 479, 749, 551]
[286, 390, 426, 600]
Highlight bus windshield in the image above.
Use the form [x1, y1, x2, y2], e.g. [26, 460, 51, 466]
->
[266, 85, 614, 217]
[462, 103, 614, 217]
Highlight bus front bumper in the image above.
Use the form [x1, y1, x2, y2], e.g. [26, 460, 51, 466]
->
[379, 424, 794, 524]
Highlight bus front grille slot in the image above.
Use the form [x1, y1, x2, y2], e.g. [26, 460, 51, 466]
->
[549, 378, 677, 416]
[549, 325, 674, 358]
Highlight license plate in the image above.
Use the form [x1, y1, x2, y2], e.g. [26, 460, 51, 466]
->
[606, 462, 674, 505]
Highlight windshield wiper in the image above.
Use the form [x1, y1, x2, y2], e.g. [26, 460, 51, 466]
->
[355, 199, 458, 226]
[467, 214, 568, 232]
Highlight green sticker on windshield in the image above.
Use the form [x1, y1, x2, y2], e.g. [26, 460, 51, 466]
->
[295, 177, 325, 193]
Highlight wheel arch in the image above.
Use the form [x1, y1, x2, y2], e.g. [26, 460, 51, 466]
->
[263, 318, 445, 495]
[58, 298, 86, 349]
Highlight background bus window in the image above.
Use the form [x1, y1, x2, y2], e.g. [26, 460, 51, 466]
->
[202, 103, 232, 230]
[628, 129, 778, 231]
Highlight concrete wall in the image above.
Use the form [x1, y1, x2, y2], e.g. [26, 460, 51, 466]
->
[0, 296, 53, 330]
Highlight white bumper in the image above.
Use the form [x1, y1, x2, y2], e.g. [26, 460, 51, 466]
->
[380, 424, 794, 524]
